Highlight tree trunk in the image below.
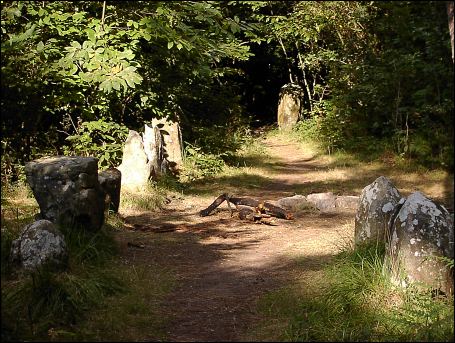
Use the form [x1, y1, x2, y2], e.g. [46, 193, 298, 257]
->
[448, 1, 454, 63]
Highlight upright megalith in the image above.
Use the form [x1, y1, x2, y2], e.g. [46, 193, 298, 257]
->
[151, 116, 184, 171]
[277, 83, 304, 130]
[118, 120, 183, 189]
[143, 123, 167, 179]
[385, 192, 454, 293]
[25, 156, 105, 231]
[98, 167, 122, 213]
[355, 176, 404, 245]
[117, 130, 151, 189]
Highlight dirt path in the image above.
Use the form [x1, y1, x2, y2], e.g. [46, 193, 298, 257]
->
[115, 135, 356, 342]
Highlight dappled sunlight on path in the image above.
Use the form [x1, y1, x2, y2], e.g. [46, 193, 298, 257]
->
[115, 133, 451, 341]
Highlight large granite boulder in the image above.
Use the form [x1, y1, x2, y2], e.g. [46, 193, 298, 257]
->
[355, 176, 403, 245]
[276, 195, 316, 212]
[385, 192, 454, 294]
[335, 195, 360, 211]
[277, 83, 303, 130]
[25, 156, 105, 231]
[10, 220, 68, 272]
[307, 192, 337, 212]
[117, 130, 151, 189]
[98, 167, 122, 213]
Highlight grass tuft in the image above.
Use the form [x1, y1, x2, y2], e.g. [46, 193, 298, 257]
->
[120, 181, 167, 212]
[253, 241, 454, 342]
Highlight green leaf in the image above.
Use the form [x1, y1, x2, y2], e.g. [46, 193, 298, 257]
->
[167, 41, 174, 49]
[112, 78, 121, 91]
[70, 64, 78, 75]
[37, 41, 45, 52]
[82, 40, 92, 49]
[99, 79, 112, 93]
[70, 41, 81, 49]
[73, 12, 85, 21]
[86, 28, 96, 42]
[143, 32, 151, 41]
[124, 75, 135, 88]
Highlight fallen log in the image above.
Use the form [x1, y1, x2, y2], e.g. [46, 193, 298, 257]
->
[199, 194, 293, 220]
[199, 193, 229, 217]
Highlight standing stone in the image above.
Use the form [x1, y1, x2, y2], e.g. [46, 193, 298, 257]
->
[10, 220, 68, 272]
[143, 123, 167, 179]
[117, 130, 151, 189]
[385, 192, 454, 294]
[151, 116, 184, 171]
[307, 192, 337, 212]
[98, 167, 122, 213]
[25, 156, 105, 231]
[277, 83, 303, 130]
[355, 176, 403, 245]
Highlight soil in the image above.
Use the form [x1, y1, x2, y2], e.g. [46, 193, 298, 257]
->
[114, 135, 358, 342]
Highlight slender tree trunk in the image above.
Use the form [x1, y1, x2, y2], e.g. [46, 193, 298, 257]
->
[101, 1, 106, 30]
[278, 37, 294, 83]
[448, 1, 454, 63]
[268, 1, 294, 83]
[296, 46, 312, 113]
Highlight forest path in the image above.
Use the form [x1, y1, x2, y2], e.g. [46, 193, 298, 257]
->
[115, 134, 356, 341]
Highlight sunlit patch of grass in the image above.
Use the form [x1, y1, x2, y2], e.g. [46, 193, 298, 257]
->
[104, 211, 125, 231]
[1, 182, 41, 277]
[1, 182, 39, 230]
[120, 181, 167, 212]
[181, 136, 279, 196]
[263, 129, 453, 209]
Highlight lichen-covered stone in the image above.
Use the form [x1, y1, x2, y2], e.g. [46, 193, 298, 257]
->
[306, 192, 337, 212]
[10, 220, 68, 272]
[276, 195, 316, 211]
[25, 156, 105, 231]
[117, 130, 151, 188]
[98, 167, 121, 213]
[335, 195, 360, 210]
[354, 176, 403, 245]
[277, 83, 303, 130]
[151, 117, 184, 171]
[143, 123, 167, 180]
[385, 192, 454, 293]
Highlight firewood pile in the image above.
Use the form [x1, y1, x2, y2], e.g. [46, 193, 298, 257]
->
[199, 193, 293, 224]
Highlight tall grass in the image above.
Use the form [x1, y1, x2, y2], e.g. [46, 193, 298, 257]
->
[1, 220, 125, 341]
[120, 181, 167, 212]
[255, 242, 454, 342]
[1, 179, 177, 341]
[1, 181, 126, 341]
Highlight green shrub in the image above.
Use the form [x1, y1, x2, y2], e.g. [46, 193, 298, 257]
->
[179, 143, 226, 182]
[63, 119, 128, 170]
